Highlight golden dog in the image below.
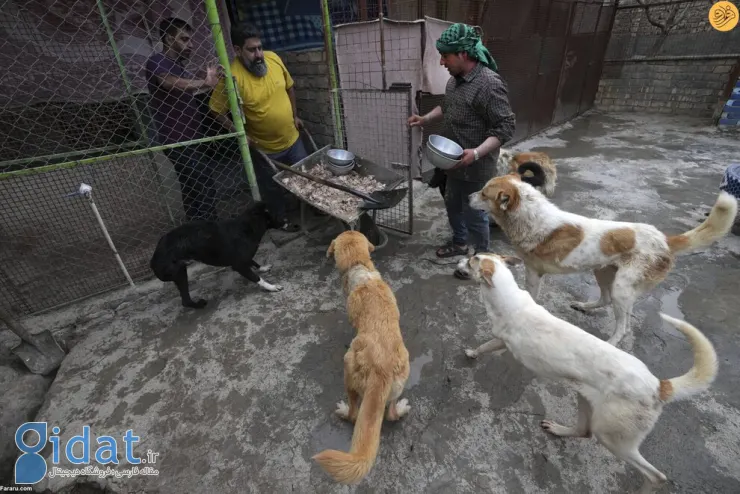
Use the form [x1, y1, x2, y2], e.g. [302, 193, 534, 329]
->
[313, 231, 411, 484]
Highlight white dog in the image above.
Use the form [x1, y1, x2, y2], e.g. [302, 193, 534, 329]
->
[464, 253, 718, 493]
[467, 173, 737, 346]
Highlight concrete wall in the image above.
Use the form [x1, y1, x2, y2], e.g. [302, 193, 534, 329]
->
[277, 49, 335, 150]
[594, 0, 740, 118]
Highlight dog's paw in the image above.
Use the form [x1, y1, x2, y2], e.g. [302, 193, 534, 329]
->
[464, 349, 478, 359]
[184, 299, 208, 309]
[335, 401, 350, 420]
[395, 398, 411, 418]
[258, 264, 272, 273]
[258, 279, 283, 292]
[570, 301, 594, 313]
[541, 419, 572, 437]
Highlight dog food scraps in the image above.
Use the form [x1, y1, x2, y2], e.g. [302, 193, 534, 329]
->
[279, 162, 386, 220]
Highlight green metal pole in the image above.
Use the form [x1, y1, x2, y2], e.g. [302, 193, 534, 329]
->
[204, 0, 261, 201]
[0, 133, 241, 180]
[321, 0, 345, 148]
[96, 0, 152, 145]
[96, 0, 176, 224]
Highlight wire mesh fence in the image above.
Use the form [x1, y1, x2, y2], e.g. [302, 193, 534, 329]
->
[1, 0, 619, 316]
[331, 85, 414, 234]
[0, 0, 260, 315]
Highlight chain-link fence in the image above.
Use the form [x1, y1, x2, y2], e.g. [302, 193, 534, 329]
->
[0, 0, 260, 315]
[1, 0, 619, 316]
[331, 85, 415, 234]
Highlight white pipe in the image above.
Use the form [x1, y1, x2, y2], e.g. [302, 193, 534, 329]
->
[76, 183, 135, 288]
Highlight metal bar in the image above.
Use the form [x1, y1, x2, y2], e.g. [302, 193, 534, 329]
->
[406, 84, 414, 234]
[0, 140, 146, 169]
[84, 190, 135, 288]
[577, 2, 603, 114]
[604, 54, 740, 62]
[205, 0, 261, 201]
[0, 133, 243, 180]
[95, 0, 150, 144]
[552, 1, 579, 126]
[528, 0, 554, 135]
[617, 0, 698, 9]
[379, 13, 387, 90]
[321, 0, 345, 148]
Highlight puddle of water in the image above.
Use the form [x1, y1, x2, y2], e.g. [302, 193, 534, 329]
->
[659, 286, 685, 338]
[407, 350, 433, 389]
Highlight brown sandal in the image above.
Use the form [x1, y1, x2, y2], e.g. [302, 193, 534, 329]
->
[436, 244, 469, 258]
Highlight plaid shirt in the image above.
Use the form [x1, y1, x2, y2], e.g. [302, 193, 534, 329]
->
[441, 63, 516, 182]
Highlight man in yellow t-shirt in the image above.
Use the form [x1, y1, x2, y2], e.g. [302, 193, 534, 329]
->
[209, 22, 306, 232]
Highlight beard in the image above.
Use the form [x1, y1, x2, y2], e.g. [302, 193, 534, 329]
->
[245, 58, 268, 77]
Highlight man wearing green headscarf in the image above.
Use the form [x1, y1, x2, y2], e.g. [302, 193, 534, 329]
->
[408, 23, 515, 278]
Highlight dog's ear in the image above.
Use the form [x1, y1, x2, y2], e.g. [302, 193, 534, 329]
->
[326, 239, 336, 259]
[480, 258, 495, 287]
[496, 190, 511, 210]
[502, 255, 523, 267]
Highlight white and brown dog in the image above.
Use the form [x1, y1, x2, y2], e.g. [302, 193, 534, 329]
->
[313, 231, 411, 485]
[464, 253, 718, 493]
[466, 173, 737, 346]
[497, 148, 557, 197]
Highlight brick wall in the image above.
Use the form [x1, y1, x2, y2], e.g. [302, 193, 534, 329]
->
[595, 58, 737, 117]
[595, 0, 740, 118]
[277, 49, 335, 149]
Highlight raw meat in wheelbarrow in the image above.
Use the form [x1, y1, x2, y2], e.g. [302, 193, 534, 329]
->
[279, 162, 386, 219]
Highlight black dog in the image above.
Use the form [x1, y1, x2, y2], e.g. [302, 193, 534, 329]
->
[150, 202, 285, 309]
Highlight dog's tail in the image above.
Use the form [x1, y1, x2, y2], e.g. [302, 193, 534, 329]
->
[517, 162, 546, 188]
[657, 313, 718, 404]
[666, 192, 737, 255]
[312, 374, 391, 484]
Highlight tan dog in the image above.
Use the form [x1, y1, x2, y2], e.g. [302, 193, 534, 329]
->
[313, 231, 411, 484]
[468, 173, 737, 346]
[497, 149, 557, 197]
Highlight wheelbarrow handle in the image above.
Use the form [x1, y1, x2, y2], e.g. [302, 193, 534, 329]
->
[302, 127, 319, 153]
[271, 160, 381, 204]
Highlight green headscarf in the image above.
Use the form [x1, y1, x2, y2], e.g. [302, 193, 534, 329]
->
[436, 23, 498, 73]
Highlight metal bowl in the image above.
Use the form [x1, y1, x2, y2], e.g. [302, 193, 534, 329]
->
[428, 134, 463, 159]
[328, 160, 355, 176]
[425, 142, 460, 170]
[327, 149, 356, 166]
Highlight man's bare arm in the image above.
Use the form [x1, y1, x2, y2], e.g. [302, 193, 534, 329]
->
[156, 65, 220, 92]
[422, 105, 444, 125]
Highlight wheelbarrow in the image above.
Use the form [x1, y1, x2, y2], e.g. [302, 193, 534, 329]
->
[0, 306, 66, 375]
[261, 133, 407, 249]
[253, 129, 407, 248]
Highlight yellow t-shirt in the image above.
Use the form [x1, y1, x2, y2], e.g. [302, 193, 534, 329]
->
[209, 51, 299, 154]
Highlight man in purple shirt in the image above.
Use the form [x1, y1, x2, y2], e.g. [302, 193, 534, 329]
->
[146, 17, 220, 221]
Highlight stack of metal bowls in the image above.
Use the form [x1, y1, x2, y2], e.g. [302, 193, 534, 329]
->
[425, 135, 463, 169]
[326, 149, 356, 176]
